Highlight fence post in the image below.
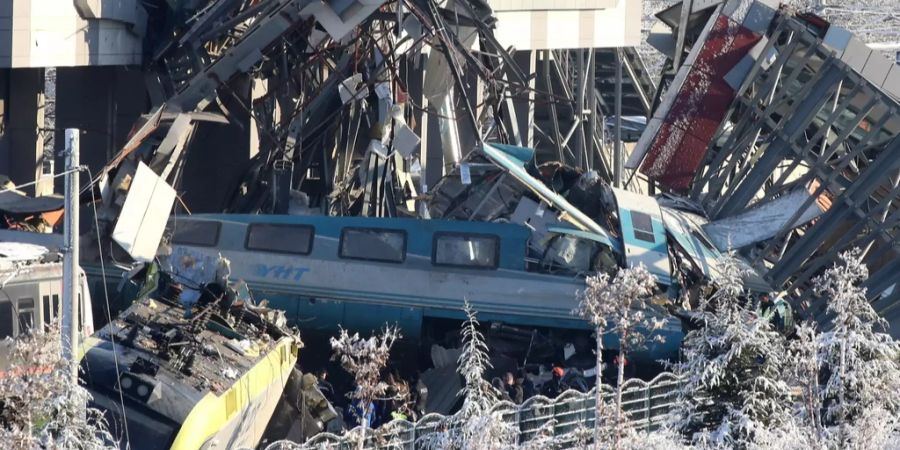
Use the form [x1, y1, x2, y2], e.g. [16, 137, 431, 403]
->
[645, 383, 652, 432]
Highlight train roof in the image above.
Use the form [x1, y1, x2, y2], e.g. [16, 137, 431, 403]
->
[81, 271, 300, 436]
[0, 241, 60, 275]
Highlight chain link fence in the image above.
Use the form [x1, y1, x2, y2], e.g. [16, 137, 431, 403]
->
[284, 372, 680, 450]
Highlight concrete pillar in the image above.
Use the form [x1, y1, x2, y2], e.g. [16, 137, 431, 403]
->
[55, 66, 148, 192]
[5, 68, 49, 196]
[179, 74, 252, 213]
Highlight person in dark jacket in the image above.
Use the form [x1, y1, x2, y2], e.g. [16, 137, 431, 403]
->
[493, 377, 512, 402]
[519, 369, 536, 400]
[542, 366, 567, 398]
[412, 374, 428, 419]
[504, 372, 524, 404]
[316, 368, 335, 404]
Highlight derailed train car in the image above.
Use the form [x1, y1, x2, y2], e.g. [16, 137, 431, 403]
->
[79, 266, 310, 450]
[114, 143, 774, 365]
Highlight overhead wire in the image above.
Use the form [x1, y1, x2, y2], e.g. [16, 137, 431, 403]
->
[84, 167, 132, 447]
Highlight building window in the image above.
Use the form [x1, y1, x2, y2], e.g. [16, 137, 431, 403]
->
[170, 220, 221, 247]
[0, 300, 13, 338]
[17, 298, 35, 334]
[42, 295, 52, 326]
[433, 233, 499, 269]
[246, 224, 314, 255]
[339, 228, 406, 263]
[630, 211, 656, 243]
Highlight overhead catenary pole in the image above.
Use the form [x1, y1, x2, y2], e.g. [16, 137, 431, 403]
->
[62, 128, 80, 383]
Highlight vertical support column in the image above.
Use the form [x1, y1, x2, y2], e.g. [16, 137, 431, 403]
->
[438, 87, 462, 168]
[575, 50, 585, 169]
[586, 49, 596, 170]
[0, 69, 9, 176]
[62, 128, 80, 384]
[614, 49, 623, 188]
[526, 50, 537, 149]
[7, 68, 49, 196]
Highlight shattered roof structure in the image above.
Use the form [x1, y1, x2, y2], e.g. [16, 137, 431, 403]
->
[631, 1, 900, 325]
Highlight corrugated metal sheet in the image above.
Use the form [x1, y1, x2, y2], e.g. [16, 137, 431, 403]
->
[640, 14, 761, 191]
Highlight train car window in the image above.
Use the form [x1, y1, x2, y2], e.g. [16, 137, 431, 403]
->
[245, 224, 314, 255]
[630, 211, 656, 243]
[339, 228, 406, 263]
[170, 220, 221, 247]
[0, 300, 13, 338]
[433, 233, 499, 269]
[17, 298, 35, 333]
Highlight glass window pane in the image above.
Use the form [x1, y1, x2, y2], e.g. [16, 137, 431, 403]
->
[340, 228, 406, 263]
[0, 300, 13, 338]
[434, 234, 498, 268]
[43, 295, 52, 326]
[171, 221, 220, 247]
[17, 298, 34, 333]
[246, 224, 313, 254]
[630, 211, 655, 243]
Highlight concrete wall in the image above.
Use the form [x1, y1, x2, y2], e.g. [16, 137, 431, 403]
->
[0, 0, 145, 68]
[491, 0, 643, 50]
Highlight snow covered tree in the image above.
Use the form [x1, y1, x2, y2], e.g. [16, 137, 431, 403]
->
[330, 325, 400, 449]
[669, 252, 792, 448]
[417, 301, 516, 450]
[0, 326, 115, 449]
[575, 264, 665, 449]
[810, 249, 900, 445]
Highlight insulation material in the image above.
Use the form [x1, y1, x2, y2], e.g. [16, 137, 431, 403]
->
[629, 0, 777, 192]
[111, 162, 176, 262]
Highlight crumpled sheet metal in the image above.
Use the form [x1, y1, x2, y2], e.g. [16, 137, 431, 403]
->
[629, 0, 777, 191]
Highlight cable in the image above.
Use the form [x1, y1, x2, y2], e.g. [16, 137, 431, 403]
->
[0, 167, 82, 196]
[84, 167, 132, 447]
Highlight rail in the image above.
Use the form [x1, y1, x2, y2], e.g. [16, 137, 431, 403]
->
[291, 372, 680, 449]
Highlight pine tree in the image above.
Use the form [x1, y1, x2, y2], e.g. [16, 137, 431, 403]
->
[670, 253, 792, 448]
[576, 264, 666, 449]
[811, 249, 900, 446]
[417, 301, 516, 450]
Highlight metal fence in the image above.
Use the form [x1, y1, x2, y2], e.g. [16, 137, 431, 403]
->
[295, 372, 680, 449]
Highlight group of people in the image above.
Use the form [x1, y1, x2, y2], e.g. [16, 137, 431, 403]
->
[314, 361, 620, 431]
[316, 368, 429, 429]
[490, 365, 597, 405]
[491, 371, 529, 404]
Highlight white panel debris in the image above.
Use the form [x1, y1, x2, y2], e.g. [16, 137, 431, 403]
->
[338, 73, 368, 104]
[392, 123, 421, 158]
[111, 162, 176, 262]
[703, 187, 827, 250]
